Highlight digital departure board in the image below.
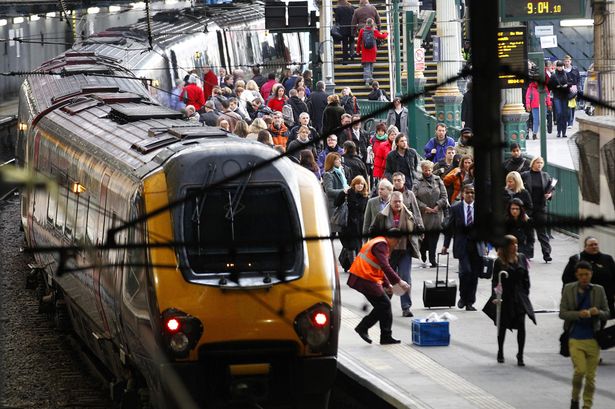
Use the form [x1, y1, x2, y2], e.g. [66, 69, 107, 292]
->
[500, 0, 586, 21]
[498, 27, 527, 89]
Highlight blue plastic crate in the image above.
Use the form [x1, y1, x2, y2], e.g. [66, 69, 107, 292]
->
[412, 320, 450, 346]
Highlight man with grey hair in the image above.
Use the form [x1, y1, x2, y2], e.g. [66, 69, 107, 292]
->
[371, 190, 419, 317]
[199, 100, 219, 126]
[363, 179, 393, 237]
[308, 80, 329, 134]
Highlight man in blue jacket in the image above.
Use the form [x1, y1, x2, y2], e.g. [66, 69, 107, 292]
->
[424, 123, 456, 163]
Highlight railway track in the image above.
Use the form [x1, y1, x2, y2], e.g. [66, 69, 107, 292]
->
[0, 197, 113, 408]
[0, 158, 17, 201]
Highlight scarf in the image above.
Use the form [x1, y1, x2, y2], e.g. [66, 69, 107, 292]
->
[374, 132, 387, 141]
[333, 166, 349, 189]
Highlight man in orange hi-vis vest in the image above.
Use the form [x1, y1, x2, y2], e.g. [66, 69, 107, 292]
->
[348, 228, 410, 345]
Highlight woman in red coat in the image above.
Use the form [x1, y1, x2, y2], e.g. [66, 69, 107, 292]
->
[373, 125, 397, 180]
[267, 85, 287, 112]
[356, 18, 388, 86]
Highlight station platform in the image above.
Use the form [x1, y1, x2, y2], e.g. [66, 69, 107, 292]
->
[336, 232, 615, 408]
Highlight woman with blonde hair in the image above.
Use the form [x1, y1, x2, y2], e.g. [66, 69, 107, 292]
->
[521, 156, 554, 262]
[334, 175, 369, 270]
[246, 118, 267, 140]
[504, 171, 533, 214]
[233, 120, 250, 138]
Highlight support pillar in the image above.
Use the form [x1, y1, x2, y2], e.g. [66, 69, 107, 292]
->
[594, 0, 615, 116]
[501, 88, 529, 152]
[432, 0, 463, 131]
[321, 0, 335, 93]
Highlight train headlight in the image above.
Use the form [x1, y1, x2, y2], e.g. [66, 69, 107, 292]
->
[294, 303, 332, 352]
[161, 309, 203, 358]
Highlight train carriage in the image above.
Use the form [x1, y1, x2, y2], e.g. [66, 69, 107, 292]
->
[16, 4, 338, 408]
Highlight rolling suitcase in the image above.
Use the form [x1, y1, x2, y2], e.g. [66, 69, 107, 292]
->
[422, 253, 457, 308]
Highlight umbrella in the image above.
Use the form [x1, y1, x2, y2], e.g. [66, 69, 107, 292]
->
[495, 270, 509, 332]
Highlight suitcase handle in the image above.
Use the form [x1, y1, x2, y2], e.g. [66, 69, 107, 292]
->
[436, 252, 450, 283]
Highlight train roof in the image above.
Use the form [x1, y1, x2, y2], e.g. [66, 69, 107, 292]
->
[25, 51, 237, 178]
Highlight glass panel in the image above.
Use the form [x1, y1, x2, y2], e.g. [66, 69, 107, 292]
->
[183, 186, 298, 274]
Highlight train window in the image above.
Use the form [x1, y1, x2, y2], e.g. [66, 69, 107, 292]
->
[124, 198, 148, 310]
[47, 184, 57, 225]
[65, 182, 78, 239]
[55, 174, 68, 232]
[75, 194, 89, 242]
[183, 185, 298, 274]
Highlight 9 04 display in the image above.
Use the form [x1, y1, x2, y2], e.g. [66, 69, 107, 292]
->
[500, 0, 586, 21]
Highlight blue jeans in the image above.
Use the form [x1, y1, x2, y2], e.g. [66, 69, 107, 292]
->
[568, 102, 576, 126]
[390, 250, 412, 310]
[362, 62, 374, 82]
[553, 97, 569, 136]
[531, 108, 539, 134]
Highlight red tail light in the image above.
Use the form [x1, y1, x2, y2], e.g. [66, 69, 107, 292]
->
[312, 312, 328, 328]
[294, 303, 332, 352]
[160, 309, 203, 358]
[166, 318, 180, 332]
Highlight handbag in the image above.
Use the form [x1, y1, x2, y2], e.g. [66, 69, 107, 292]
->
[330, 200, 348, 228]
[330, 24, 343, 42]
[559, 330, 570, 357]
[480, 255, 496, 279]
[595, 325, 615, 350]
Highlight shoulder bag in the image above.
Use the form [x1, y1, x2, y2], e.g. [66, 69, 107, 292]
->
[331, 197, 349, 228]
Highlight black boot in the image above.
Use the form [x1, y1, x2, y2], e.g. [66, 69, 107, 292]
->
[354, 326, 372, 344]
[497, 350, 504, 363]
[516, 353, 525, 366]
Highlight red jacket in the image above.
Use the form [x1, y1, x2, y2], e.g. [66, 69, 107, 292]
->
[268, 97, 287, 112]
[525, 82, 551, 110]
[203, 71, 218, 100]
[356, 28, 388, 63]
[372, 138, 392, 178]
[182, 83, 205, 111]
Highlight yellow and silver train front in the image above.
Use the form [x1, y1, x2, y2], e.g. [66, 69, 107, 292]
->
[141, 139, 340, 407]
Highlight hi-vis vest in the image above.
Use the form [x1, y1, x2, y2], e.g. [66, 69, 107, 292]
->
[350, 236, 388, 284]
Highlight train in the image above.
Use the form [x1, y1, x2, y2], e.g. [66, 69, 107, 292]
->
[15, 3, 339, 408]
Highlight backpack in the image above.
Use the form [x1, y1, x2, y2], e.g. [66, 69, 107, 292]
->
[282, 104, 295, 127]
[363, 28, 375, 49]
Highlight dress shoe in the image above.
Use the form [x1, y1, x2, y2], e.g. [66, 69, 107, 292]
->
[570, 399, 579, 409]
[380, 336, 401, 345]
[497, 351, 504, 363]
[354, 327, 372, 344]
[402, 309, 414, 317]
[544, 255, 552, 263]
[457, 299, 465, 309]
[516, 353, 525, 367]
[465, 305, 477, 311]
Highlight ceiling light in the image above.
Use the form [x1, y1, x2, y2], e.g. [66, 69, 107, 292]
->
[0, 19, 7, 27]
[560, 19, 594, 27]
[13, 17, 25, 24]
[30, 15, 40, 22]
[109, 5, 121, 12]
[130, 2, 146, 9]
[46, 12, 56, 18]
[87, 7, 100, 14]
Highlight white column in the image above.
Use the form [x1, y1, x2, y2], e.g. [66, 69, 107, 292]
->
[321, 0, 335, 92]
[434, 0, 462, 96]
[594, 1, 615, 115]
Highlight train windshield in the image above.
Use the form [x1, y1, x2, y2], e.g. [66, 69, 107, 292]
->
[183, 185, 299, 274]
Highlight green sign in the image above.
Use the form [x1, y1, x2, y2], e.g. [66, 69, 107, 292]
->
[500, 0, 585, 21]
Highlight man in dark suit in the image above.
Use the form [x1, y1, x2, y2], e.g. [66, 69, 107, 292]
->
[441, 184, 485, 311]
[308, 81, 329, 134]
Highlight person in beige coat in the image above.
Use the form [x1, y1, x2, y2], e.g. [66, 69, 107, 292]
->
[412, 160, 449, 267]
